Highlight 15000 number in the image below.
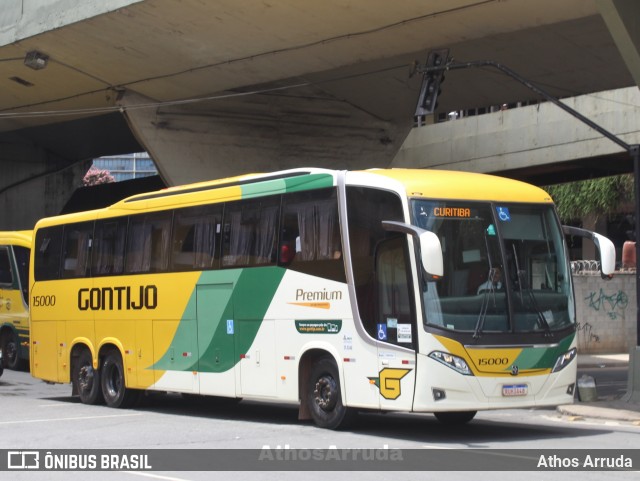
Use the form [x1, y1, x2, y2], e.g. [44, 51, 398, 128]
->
[32, 295, 56, 307]
[478, 357, 509, 366]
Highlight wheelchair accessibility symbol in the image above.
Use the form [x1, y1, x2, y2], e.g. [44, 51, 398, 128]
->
[497, 207, 511, 222]
[377, 324, 387, 341]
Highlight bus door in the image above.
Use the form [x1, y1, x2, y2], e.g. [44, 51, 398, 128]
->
[196, 283, 236, 397]
[374, 236, 417, 412]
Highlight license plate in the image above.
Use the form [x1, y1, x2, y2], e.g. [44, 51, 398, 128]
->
[502, 384, 528, 397]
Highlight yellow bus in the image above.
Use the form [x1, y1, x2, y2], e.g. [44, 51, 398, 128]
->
[29, 168, 614, 429]
[0, 230, 32, 370]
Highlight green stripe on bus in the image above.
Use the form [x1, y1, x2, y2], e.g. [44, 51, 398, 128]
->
[508, 333, 575, 371]
[151, 267, 286, 373]
[240, 173, 334, 198]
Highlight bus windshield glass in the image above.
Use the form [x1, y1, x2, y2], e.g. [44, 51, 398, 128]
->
[411, 200, 573, 334]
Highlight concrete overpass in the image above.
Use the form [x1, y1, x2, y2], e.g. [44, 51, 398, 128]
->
[394, 86, 640, 184]
[1, 0, 640, 229]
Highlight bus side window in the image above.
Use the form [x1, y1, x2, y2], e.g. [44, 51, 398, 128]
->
[0, 247, 12, 285]
[34, 226, 64, 281]
[222, 197, 279, 268]
[92, 218, 128, 276]
[172, 204, 222, 271]
[375, 236, 416, 348]
[13, 246, 30, 304]
[280, 188, 345, 283]
[62, 221, 94, 278]
[126, 212, 172, 273]
[346, 186, 405, 341]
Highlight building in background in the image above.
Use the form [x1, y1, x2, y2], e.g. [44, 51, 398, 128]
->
[91, 152, 157, 182]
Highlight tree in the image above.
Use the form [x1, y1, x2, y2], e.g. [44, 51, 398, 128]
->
[83, 166, 115, 186]
[544, 174, 634, 223]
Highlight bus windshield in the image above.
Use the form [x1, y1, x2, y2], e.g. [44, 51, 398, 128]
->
[411, 200, 573, 335]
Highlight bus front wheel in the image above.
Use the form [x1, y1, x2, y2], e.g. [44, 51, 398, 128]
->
[1, 329, 21, 370]
[75, 349, 103, 405]
[306, 357, 356, 430]
[100, 350, 139, 408]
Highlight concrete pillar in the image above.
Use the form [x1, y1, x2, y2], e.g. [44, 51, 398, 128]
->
[623, 346, 640, 403]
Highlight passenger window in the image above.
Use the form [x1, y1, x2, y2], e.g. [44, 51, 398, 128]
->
[222, 198, 279, 267]
[126, 212, 172, 273]
[62, 222, 94, 278]
[92, 218, 128, 276]
[0, 247, 13, 285]
[34, 226, 64, 281]
[280, 188, 345, 283]
[13, 246, 30, 304]
[172, 205, 222, 271]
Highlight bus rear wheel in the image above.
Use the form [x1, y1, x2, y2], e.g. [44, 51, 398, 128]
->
[100, 350, 139, 408]
[433, 410, 477, 425]
[306, 357, 356, 430]
[75, 349, 103, 405]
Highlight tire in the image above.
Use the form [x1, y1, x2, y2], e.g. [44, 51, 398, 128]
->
[75, 349, 104, 405]
[306, 356, 356, 430]
[1, 330, 22, 370]
[433, 410, 477, 425]
[100, 350, 139, 408]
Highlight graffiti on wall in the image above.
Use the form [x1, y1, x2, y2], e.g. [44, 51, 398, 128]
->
[584, 288, 628, 320]
[576, 320, 599, 345]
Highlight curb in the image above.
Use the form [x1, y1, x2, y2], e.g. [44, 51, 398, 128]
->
[557, 403, 640, 423]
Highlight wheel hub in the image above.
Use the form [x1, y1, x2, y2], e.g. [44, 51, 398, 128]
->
[314, 375, 338, 411]
[78, 365, 94, 392]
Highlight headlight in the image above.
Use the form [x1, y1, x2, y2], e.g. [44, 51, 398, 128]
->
[552, 348, 577, 373]
[429, 351, 473, 375]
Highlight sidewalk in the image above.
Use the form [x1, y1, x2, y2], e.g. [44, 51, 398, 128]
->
[555, 353, 640, 424]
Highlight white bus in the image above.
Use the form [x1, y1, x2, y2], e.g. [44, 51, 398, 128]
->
[30, 168, 614, 429]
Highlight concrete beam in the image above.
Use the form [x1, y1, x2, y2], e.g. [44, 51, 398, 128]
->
[393, 87, 640, 181]
[121, 87, 415, 185]
[596, 0, 640, 87]
[0, 0, 140, 46]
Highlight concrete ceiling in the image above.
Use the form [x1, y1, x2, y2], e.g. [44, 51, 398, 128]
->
[0, 0, 635, 163]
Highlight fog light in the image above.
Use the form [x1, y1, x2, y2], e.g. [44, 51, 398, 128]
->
[566, 383, 575, 396]
[432, 388, 446, 401]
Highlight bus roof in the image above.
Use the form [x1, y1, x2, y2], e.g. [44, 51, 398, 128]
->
[33, 168, 553, 228]
[363, 169, 553, 204]
[0, 230, 33, 247]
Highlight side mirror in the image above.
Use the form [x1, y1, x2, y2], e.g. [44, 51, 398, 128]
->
[418, 230, 444, 277]
[562, 226, 616, 278]
[381, 221, 444, 278]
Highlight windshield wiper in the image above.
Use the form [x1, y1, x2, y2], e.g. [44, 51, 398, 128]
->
[473, 282, 490, 339]
[512, 244, 552, 337]
[473, 233, 497, 339]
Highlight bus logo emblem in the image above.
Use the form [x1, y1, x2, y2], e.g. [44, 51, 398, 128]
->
[368, 368, 411, 400]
